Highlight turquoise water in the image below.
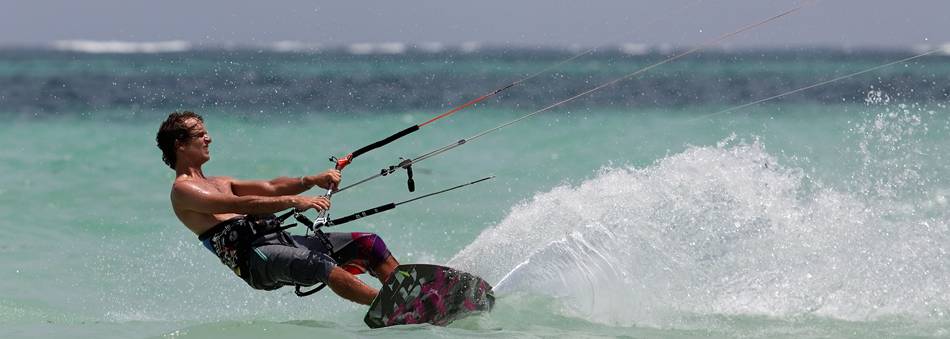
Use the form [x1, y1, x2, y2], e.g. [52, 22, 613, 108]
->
[2, 50, 950, 338]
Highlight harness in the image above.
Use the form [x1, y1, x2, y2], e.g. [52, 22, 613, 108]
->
[198, 212, 335, 294]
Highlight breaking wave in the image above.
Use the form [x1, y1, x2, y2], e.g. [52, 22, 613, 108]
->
[450, 106, 950, 327]
[51, 40, 191, 54]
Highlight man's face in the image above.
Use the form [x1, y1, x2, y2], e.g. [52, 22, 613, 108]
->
[176, 118, 212, 164]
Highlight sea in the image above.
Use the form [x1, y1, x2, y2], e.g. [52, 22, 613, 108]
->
[1, 45, 949, 338]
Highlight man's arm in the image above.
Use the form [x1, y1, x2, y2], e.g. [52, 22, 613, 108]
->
[172, 181, 328, 215]
[231, 170, 341, 197]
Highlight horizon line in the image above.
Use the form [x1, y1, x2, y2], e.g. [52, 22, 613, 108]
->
[0, 40, 948, 55]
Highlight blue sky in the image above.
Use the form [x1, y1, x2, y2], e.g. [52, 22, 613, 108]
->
[3, 0, 948, 48]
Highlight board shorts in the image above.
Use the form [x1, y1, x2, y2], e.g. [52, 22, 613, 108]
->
[200, 215, 391, 290]
[245, 231, 391, 290]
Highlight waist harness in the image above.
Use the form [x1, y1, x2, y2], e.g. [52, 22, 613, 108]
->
[198, 213, 335, 294]
[198, 214, 288, 285]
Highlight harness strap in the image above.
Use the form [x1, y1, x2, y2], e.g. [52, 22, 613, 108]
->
[198, 214, 294, 286]
[295, 282, 328, 296]
[289, 212, 334, 297]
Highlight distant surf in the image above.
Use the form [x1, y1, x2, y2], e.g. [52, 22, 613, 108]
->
[51, 40, 191, 54]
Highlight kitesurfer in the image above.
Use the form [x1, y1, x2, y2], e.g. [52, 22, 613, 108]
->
[156, 111, 398, 305]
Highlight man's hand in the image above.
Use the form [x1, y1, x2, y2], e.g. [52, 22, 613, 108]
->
[309, 169, 341, 190]
[292, 196, 331, 212]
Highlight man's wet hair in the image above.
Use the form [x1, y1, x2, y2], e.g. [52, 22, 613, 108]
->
[156, 111, 204, 169]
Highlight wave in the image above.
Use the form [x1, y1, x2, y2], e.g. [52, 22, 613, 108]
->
[51, 40, 191, 54]
[346, 42, 407, 55]
[450, 111, 950, 327]
[269, 41, 323, 52]
[913, 43, 950, 55]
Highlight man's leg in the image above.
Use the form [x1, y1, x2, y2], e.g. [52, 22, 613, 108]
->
[326, 232, 400, 285]
[250, 235, 380, 305]
[327, 253, 399, 304]
[327, 266, 378, 305]
[372, 254, 399, 285]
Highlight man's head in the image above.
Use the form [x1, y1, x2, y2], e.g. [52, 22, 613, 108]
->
[156, 111, 211, 169]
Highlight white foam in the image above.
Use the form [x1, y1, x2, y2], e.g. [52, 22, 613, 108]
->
[269, 40, 322, 52]
[451, 134, 950, 327]
[619, 43, 649, 55]
[377, 42, 406, 54]
[51, 40, 190, 53]
[346, 43, 374, 55]
[910, 43, 950, 55]
[346, 42, 406, 55]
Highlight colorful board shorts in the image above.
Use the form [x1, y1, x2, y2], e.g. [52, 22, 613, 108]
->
[200, 216, 391, 290]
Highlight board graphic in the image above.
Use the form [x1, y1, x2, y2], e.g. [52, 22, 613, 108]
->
[364, 264, 494, 328]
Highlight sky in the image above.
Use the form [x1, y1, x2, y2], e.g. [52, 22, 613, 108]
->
[2, 0, 949, 48]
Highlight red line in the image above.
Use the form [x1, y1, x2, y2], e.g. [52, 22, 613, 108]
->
[418, 93, 493, 127]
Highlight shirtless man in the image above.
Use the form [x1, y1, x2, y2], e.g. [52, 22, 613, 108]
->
[156, 111, 398, 305]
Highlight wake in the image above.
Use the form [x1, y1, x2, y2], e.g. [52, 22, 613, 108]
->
[449, 132, 950, 326]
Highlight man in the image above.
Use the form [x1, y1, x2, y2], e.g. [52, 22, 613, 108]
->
[156, 111, 398, 305]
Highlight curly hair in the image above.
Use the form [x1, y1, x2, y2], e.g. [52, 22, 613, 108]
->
[156, 111, 204, 169]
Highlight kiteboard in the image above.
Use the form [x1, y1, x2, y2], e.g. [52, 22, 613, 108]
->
[364, 264, 494, 328]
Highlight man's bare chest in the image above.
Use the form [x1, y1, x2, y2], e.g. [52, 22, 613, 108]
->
[197, 178, 233, 195]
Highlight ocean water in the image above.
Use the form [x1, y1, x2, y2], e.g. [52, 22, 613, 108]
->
[1, 49, 949, 338]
